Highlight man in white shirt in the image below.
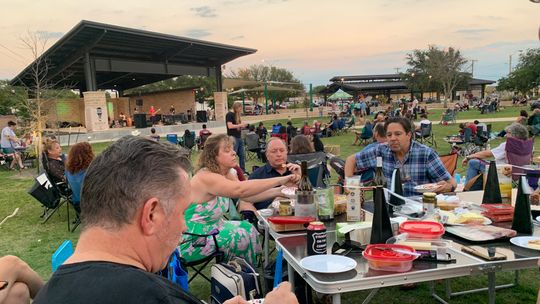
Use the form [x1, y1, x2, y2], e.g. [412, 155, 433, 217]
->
[462, 123, 528, 181]
[415, 113, 431, 131]
[1, 121, 25, 170]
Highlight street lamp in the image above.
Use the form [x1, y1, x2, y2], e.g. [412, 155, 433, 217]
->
[508, 50, 523, 74]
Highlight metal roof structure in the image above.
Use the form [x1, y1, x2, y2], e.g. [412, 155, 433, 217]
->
[10, 20, 256, 94]
[323, 73, 495, 96]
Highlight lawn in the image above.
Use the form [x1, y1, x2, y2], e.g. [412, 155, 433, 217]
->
[1, 105, 539, 303]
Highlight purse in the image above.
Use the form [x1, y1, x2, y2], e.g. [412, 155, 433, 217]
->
[210, 257, 262, 304]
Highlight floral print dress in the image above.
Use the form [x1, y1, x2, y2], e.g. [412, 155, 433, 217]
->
[179, 196, 261, 265]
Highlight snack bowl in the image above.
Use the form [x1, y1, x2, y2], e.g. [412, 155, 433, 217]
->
[363, 244, 417, 272]
[399, 221, 445, 239]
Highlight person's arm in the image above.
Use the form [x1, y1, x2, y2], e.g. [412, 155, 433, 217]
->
[345, 154, 357, 178]
[226, 113, 246, 130]
[425, 151, 455, 193]
[462, 149, 494, 166]
[191, 171, 295, 204]
[0, 255, 44, 302]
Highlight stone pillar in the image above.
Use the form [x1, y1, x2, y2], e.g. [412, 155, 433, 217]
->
[83, 91, 109, 132]
[214, 91, 228, 122]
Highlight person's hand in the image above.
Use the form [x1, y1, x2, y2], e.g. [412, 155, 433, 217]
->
[284, 174, 300, 187]
[285, 163, 301, 175]
[223, 295, 249, 304]
[264, 282, 299, 304]
[434, 180, 452, 193]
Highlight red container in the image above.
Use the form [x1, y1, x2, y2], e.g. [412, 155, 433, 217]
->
[363, 244, 417, 272]
[480, 204, 514, 215]
[399, 221, 445, 239]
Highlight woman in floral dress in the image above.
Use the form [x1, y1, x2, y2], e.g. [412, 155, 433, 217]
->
[180, 134, 299, 264]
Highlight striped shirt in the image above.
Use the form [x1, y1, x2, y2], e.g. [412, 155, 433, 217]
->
[355, 141, 451, 196]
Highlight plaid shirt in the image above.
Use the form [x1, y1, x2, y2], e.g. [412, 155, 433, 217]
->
[355, 141, 451, 196]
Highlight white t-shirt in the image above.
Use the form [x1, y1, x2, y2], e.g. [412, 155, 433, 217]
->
[1, 126, 15, 148]
[491, 142, 507, 165]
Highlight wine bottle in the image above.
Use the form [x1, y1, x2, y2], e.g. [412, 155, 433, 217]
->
[373, 156, 386, 187]
[295, 161, 316, 217]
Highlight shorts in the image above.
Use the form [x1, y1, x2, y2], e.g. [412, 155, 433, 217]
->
[1, 147, 15, 154]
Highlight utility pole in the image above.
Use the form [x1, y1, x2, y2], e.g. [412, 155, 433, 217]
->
[509, 54, 513, 74]
[394, 67, 400, 74]
[470, 60, 478, 77]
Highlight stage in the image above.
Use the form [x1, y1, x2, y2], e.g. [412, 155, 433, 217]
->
[54, 120, 226, 146]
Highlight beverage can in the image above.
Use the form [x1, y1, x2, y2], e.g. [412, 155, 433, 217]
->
[307, 221, 327, 255]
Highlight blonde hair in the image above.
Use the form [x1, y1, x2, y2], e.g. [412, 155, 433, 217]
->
[43, 138, 59, 155]
[232, 101, 242, 124]
[198, 134, 234, 173]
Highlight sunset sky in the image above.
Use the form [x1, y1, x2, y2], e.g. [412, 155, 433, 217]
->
[0, 0, 538, 86]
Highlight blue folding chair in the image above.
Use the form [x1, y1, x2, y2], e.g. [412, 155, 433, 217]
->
[166, 134, 179, 145]
[52, 240, 74, 272]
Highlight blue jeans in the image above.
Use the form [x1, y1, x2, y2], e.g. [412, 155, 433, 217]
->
[466, 159, 485, 182]
[234, 137, 245, 172]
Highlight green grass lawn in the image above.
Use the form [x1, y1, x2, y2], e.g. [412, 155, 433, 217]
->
[1, 105, 539, 303]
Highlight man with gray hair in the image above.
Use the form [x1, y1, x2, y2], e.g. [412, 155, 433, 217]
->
[462, 122, 529, 182]
[35, 136, 297, 304]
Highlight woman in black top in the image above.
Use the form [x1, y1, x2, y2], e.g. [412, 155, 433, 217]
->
[44, 139, 65, 184]
[225, 102, 247, 172]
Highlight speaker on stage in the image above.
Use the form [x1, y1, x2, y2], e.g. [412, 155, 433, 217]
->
[196, 110, 207, 123]
[134, 114, 147, 128]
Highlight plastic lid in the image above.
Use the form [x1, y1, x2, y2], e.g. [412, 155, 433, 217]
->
[399, 221, 445, 235]
[363, 244, 416, 261]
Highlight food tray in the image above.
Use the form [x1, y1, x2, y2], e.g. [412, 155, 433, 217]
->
[445, 225, 517, 242]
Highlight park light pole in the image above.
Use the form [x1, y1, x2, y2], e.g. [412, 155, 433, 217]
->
[508, 50, 523, 74]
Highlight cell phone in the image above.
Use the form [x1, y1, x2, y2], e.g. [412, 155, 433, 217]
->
[461, 246, 506, 261]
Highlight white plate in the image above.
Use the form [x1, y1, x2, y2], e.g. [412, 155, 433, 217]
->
[299, 255, 357, 274]
[510, 236, 540, 251]
[536, 216, 540, 222]
[414, 184, 438, 193]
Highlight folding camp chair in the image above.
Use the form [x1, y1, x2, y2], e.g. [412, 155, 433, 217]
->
[166, 134, 178, 145]
[245, 133, 261, 162]
[439, 152, 458, 176]
[287, 152, 329, 188]
[180, 229, 224, 284]
[180, 131, 196, 152]
[415, 123, 437, 147]
[52, 240, 74, 272]
[506, 136, 534, 181]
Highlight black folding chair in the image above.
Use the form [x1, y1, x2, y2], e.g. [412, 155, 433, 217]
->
[180, 229, 224, 284]
[415, 123, 437, 147]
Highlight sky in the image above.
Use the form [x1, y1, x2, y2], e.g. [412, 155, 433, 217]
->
[0, 0, 538, 87]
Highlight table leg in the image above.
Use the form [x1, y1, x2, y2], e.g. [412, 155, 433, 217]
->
[288, 263, 295, 290]
[487, 271, 496, 304]
[332, 293, 341, 304]
[264, 225, 269, 268]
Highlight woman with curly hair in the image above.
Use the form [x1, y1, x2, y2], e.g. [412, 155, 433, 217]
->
[65, 142, 94, 213]
[180, 134, 299, 264]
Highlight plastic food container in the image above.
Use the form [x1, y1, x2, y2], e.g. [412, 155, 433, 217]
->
[363, 244, 417, 272]
[399, 221, 445, 239]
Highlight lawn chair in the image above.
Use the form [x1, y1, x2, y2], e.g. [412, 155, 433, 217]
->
[506, 136, 534, 180]
[166, 134, 178, 145]
[440, 110, 457, 125]
[415, 123, 437, 147]
[52, 240, 74, 272]
[474, 126, 488, 149]
[287, 152, 329, 187]
[245, 132, 261, 162]
[180, 229, 224, 284]
[180, 131, 196, 151]
[439, 152, 458, 176]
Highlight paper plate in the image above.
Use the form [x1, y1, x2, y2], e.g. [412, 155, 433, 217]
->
[413, 183, 438, 193]
[510, 236, 540, 251]
[536, 216, 540, 222]
[299, 255, 357, 274]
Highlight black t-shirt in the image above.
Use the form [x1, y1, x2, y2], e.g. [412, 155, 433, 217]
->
[226, 112, 241, 138]
[34, 261, 203, 304]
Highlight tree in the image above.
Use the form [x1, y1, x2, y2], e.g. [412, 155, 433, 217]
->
[498, 48, 540, 96]
[226, 64, 304, 103]
[404, 45, 469, 107]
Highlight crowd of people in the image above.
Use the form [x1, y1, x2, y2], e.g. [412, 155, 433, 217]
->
[4, 96, 540, 303]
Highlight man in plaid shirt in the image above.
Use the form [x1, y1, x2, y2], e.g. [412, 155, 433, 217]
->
[345, 117, 455, 196]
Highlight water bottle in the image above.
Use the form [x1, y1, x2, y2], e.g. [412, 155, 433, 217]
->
[454, 173, 461, 185]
